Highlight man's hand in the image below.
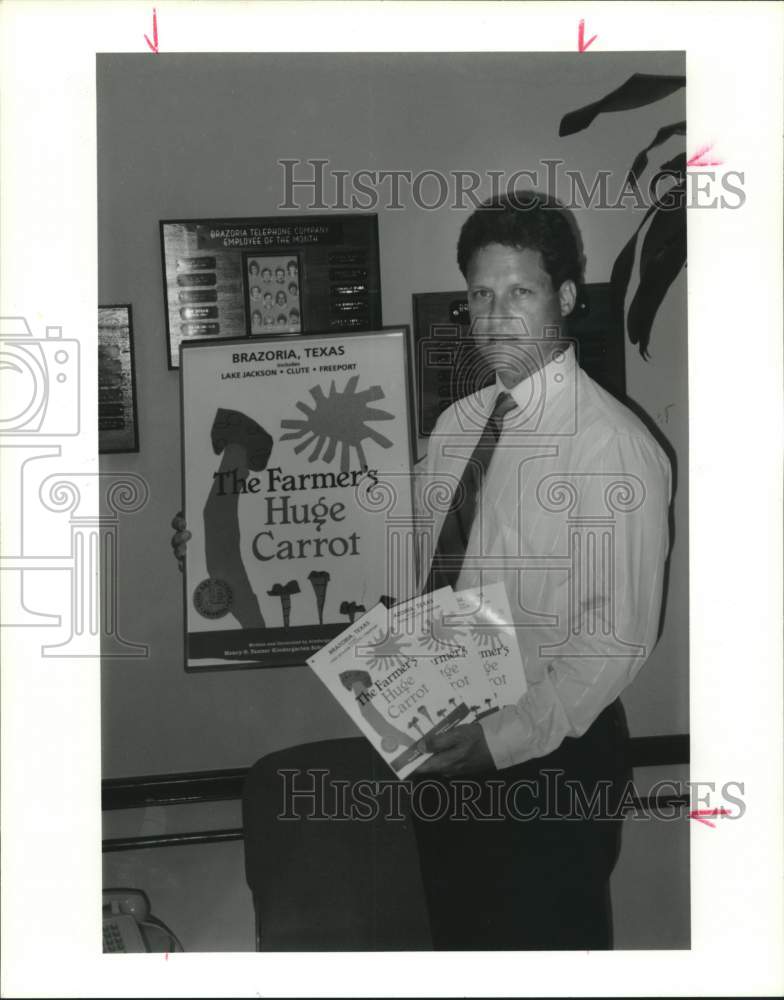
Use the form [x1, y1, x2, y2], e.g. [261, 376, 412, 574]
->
[414, 723, 496, 778]
[170, 511, 191, 572]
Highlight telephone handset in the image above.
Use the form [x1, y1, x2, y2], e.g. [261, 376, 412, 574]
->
[102, 889, 150, 953]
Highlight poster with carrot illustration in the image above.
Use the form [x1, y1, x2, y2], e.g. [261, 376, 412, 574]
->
[180, 328, 417, 671]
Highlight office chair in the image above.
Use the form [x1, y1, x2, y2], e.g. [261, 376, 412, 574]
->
[242, 737, 432, 951]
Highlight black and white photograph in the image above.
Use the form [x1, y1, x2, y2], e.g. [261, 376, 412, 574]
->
[245, 252, 302, 333]
[98, 304, 139, 453]
[1, 3, 782, 998]
[100, 48, 691, 954]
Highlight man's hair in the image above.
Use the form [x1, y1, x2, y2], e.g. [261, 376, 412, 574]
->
[456, 190, 584, 289]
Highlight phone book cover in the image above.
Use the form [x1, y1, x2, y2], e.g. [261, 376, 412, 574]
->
[307, 588, 479, 778]
[307, 586, 525, 778]
[451, 582, 528, 707]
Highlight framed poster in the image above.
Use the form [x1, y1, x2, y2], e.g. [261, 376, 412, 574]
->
[160, 214, 381, 368]
[180, 326, 416, 672]
[412, 283, 626, 436]
[98, 304, 139, 453]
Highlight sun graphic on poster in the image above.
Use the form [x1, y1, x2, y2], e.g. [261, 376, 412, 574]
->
[470, 624, 503, 651]
[363, 627, 409, 672]
[420, 618, 467, 655]
[280, 376, 394, 472]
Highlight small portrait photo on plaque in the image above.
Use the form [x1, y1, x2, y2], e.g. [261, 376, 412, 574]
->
[98, 304, 139, 453]
[244, 252, 301, 335]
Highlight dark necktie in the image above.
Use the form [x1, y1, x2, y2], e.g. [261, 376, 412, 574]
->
[424, 391, 517, 593]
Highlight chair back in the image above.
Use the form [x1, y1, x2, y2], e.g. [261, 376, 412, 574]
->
[242, 737, 432, 950]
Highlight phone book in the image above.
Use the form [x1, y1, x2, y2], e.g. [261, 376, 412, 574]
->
[307, 583, 527, 778]
[451, 582, 528, 707]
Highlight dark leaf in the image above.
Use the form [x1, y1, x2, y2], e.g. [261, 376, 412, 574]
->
[559, 74, 686, 137]
[627, 121, 686, 184]
[637, 182, 686, 277]
[627, 188, 687, 357]
[609, 177, 686, 352]
[643, 155, 686, 217]
[658, 152, 687, 176]
[609, 230, 640, 320]
[609, 195, 662, 320]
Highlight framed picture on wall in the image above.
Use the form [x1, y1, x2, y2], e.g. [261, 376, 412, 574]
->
[243, 251, 302, 335]
[98, 304, 139, 453]
[160, 214, 381, 368]
[179, 326, 416, 672]
[411, 283, 626, 436]
[411, 292, 475, 437]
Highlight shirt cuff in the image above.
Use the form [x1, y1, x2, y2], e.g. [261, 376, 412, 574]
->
[479, 705, 535, 771]
[478, 676, 578, 771]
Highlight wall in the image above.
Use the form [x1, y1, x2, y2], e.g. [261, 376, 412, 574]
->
[98, 51, 688, 777]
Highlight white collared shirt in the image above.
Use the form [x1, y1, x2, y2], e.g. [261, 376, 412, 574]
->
[415, 345, 672, 769]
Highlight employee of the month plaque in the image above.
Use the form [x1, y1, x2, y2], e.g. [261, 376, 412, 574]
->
[179, 327, 416, 671]
[161, 214, 381, 368]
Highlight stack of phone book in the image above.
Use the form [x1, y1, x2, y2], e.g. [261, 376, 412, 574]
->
[307, 583, 527, 779]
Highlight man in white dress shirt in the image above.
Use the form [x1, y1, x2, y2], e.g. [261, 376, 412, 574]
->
[411, 191, 672, 949]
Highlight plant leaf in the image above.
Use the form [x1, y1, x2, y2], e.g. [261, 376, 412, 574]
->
[609, 229, 641, 320]
[658, 152, 687, 176]
[559, 74, 686, 137]
[637, 183, 685, 277]
[610, 170, 686, 330]
[627, 121, 686, 184]
[609, 196, 662, 320]
[627, 184, 687, 356]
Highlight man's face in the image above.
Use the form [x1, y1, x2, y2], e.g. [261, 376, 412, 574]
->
[466, 243, 576, 388]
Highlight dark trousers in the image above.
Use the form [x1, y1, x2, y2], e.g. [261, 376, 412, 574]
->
[411, 700, 629, 950]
